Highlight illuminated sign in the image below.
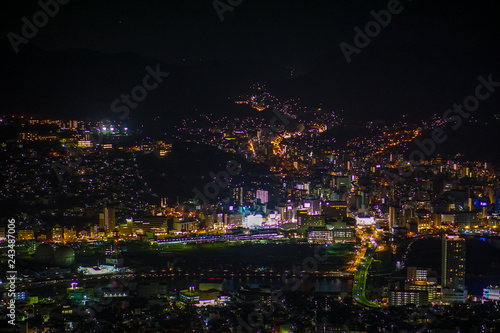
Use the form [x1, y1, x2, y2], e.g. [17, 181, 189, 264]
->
[355, 216, 376, 226]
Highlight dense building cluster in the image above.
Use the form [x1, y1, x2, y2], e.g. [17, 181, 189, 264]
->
[1, 112, 500, 332]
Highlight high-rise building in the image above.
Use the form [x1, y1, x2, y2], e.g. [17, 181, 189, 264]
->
[296, 209, 309, 225]
[405, 267, 438, 304]
[322, 201, 348, 219]
[455, 212, 479, 229]
[389, 290, 428, 306]
[52, 225, 63, 241]
[407, 267, 429, 283]
[63, 227, 77, 241]
[256, 190, 268, 204]
[483, 286, 500, 301]
[276, 205, 294, 223]
[441, 235, 467, 303]
[243, 189, 256, 204]
[416, 209, 433, 230]
[17, 229, 35, 240]
[227, 212, 243, 227]
[389, 206, 403, 229]
[99, 207, 116, 232]
[301, 215, 325, 227]
[303, 196, 320, 215]
[334, 176, 350, 190]
[230, 187, 243, 206]
[442, 235, 466, 289]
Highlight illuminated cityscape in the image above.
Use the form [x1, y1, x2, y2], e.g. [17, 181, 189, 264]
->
[1, 106, 500, 331]
[1, 1, 500, 332]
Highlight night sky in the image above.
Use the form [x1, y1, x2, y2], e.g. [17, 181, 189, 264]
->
[1, 0, 500, 123]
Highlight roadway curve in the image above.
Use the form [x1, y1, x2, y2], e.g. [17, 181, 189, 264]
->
[352, 246, 380, 308]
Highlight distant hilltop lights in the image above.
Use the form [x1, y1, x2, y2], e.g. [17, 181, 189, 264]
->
[99, 125, 128, 133]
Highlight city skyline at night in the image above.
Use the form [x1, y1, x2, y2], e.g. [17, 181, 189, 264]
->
[1, 1, 500, 332]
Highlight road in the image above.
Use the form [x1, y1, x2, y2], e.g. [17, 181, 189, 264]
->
[352, 246, 380, 308]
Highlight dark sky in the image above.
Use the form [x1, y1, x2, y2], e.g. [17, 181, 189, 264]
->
[1, 0, 500, 122]
[3, 0, 499, 65]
